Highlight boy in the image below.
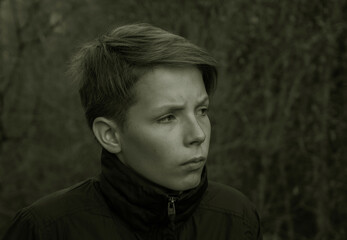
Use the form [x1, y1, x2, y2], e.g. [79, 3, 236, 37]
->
[3, 23, 262, 240]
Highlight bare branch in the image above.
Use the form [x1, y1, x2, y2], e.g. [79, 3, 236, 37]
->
[1, 0, 77, 93]
[21, 0, 42, 31]
[22, 4, 76, 46]
[0, 0, 24, 93]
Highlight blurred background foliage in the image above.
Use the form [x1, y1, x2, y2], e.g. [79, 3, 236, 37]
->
[0, 0, 346, 239]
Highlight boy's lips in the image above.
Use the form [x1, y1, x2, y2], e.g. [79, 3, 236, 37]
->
[181, 157, 206, 171]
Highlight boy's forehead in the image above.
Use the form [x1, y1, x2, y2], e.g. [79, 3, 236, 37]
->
[131, 66, 207, 107]
[136, 66, 202, 89]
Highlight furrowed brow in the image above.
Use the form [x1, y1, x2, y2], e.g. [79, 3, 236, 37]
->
[153, 104, 185, 113]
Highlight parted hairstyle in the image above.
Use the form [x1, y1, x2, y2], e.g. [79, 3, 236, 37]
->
[69, 23, 218, 129]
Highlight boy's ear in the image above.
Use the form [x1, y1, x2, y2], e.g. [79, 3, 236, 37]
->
[92, 117, 122, 154]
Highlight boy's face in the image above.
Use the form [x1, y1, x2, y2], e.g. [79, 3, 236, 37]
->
[117, 66, 211, 191]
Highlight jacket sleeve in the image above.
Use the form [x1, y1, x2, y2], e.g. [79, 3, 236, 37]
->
[255, 209, 263, 240]
[2, 208, 41, 240]
[245, 203, 263, 240]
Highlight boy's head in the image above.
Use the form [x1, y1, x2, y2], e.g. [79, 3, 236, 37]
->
[70, 23, 217, 129]
[70, 23, 218, 191]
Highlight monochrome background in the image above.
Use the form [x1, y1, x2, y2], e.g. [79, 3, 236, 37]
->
[0, 0, 346, 239]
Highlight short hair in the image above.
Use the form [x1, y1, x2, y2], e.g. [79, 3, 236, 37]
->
[69, 23, 218, 129]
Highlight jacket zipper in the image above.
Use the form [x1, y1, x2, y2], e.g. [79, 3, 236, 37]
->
[167, 196, 178, 230]
[168, 196, 176, 217]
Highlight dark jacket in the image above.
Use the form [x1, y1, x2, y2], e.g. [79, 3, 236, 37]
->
[3, 150, 262, 240]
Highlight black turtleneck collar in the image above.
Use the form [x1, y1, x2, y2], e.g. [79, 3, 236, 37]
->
[98, 148, 208, 233]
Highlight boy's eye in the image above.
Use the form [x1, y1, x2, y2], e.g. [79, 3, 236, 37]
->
[198, 107, 209, 116]
[157, 114, 176, 123]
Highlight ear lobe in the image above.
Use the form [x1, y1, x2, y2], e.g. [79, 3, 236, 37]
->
[92, 117, 122, 154]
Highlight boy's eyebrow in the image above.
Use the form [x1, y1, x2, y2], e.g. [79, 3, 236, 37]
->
[152, 104, 185, 113]
[152, 95, 209, 113]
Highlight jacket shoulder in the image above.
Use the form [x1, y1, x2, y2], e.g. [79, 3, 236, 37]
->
[26, 178, 108, 224]
[2, 178, 113, 239]
[197, 181, 262, 240]
[201, 181, 258, 219]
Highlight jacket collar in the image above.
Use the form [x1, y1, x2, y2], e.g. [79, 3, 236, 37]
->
[98, 148, 208, 232]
